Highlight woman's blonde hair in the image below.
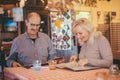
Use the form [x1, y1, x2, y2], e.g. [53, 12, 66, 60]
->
[72, 18, 102, 45]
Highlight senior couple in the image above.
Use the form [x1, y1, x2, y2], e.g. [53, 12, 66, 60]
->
[6, 12, 113, 68]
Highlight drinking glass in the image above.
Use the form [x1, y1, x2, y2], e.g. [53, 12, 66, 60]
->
[109, 64, 119, 75]
[33, 60, 41, 71]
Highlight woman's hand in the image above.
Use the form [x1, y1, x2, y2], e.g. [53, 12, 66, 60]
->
[69, 54, 78, 62]
[12, 61, 22, 67]
[78, 58, 88, 67]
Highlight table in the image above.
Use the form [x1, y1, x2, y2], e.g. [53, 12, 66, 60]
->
[4, 66, 120, 80]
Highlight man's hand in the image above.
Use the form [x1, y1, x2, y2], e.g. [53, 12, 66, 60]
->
[12, 61, 22, 67]
[57, 57, 66, 64]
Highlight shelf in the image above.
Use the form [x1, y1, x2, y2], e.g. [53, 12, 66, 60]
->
[0, 0, 20, 57]
[2, 41, 12, 45]
[0, 0, 19, 4]
[1, 31, 18, 33]
[1, 17, 13, 19]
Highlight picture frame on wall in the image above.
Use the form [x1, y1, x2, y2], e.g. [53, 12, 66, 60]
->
[12, 7, 23, 22]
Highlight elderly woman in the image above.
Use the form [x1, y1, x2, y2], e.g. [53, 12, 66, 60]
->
[70, 18, 113, 68]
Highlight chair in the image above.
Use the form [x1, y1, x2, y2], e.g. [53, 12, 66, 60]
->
[0, 50, 5, 80]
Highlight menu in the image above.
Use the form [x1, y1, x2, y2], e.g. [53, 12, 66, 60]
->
[56, 62, 100, 71]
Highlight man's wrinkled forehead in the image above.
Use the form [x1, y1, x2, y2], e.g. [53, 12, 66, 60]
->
[27, 12, 41, 20]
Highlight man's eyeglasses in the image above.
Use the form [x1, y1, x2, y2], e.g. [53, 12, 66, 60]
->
[29, 23, 40, 28]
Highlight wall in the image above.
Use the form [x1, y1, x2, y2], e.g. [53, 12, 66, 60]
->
[76, 0, 120, 27]
[20, 0, 120, 26]
[93, 0, 120, 26]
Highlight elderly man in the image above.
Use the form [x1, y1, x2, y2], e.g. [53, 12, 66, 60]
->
[6, 12, 55, 67]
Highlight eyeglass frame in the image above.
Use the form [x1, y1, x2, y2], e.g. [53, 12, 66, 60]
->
[28, 22, 41, 28]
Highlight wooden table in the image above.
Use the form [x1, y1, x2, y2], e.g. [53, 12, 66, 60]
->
[4, 66, 120, 80]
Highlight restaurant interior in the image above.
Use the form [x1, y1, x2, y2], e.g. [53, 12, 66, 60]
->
[0, 0, 120, 80]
